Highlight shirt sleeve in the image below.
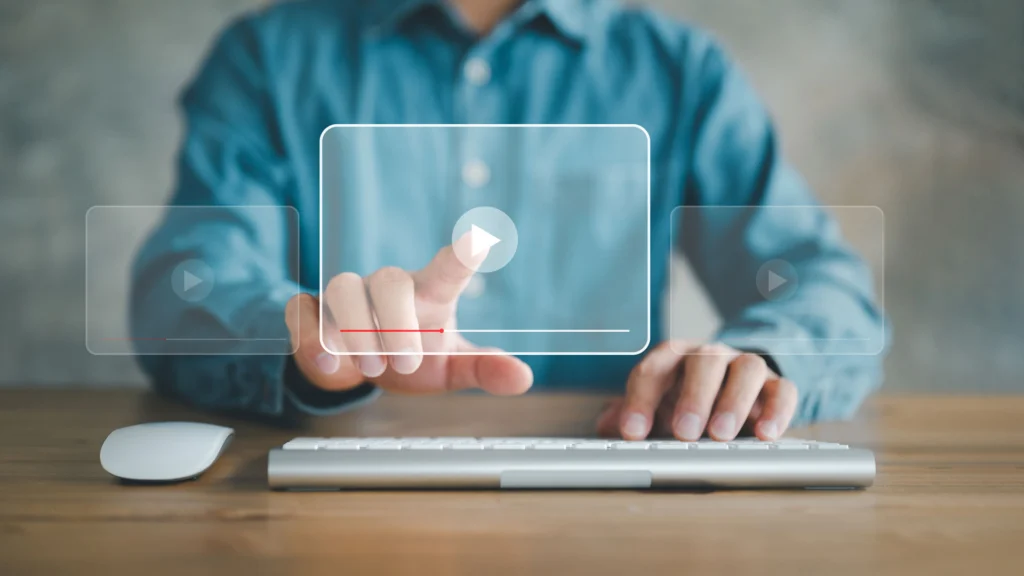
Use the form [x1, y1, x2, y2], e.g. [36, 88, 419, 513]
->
[130, 17, 378, 418]
[678, 36, 891, 425]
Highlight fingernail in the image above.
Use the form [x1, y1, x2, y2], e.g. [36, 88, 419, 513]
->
[358, 355, 386, 378]
[759, 420, 780, 440]
[622, 413, 648, 439]
[709, 412, 737, 439]
[315, 352, 340, 375]
[391, 348, 422, 374]
[674, 412, 703, 440]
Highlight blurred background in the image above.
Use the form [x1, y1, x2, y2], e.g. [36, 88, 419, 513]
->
[1, 0, 1022, 392]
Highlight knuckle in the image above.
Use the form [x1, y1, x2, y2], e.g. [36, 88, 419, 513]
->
[285, 292, 308, 313]
[283, 297, 298, 321]
[777, 378, 798, 398]
[733, 353, 767, 373]
[369, 266, 413, 290]
[661, 339, 685, 351]
[661, 339, 689, 357]
[284, 293, 314, 332]
[674, 339, 699, 352]
[632, 357, 657, 379]
[326, 272, 363, 298]
[695, 343, 730, 356]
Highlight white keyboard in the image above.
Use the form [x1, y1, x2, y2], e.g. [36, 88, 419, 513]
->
[281, 437, 851, 451]
[268, 437, 874, 490]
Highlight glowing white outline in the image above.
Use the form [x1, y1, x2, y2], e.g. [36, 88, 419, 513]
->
[667, 205, 887, 356]
[84, 205, 301, 356]
[319, 124, 652, 356]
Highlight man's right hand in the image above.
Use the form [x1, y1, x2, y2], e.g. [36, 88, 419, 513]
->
[284, 233, 533, 396]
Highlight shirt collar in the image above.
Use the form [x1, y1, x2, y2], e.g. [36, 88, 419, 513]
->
[366, 0, 589, 44]
[527, 0, 588, 43]
[365, 0, 441, 34]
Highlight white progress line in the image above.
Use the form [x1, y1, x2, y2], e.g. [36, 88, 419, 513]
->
[164, 338, 290, 342]
[445, 329, 631, 334]
[722, 337, 872, 342]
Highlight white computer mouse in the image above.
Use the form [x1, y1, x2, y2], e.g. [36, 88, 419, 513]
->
[100, 422, 234, 482]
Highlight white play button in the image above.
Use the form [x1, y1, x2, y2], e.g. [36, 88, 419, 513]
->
[767, 270, 787, 292]
[470, 224, 501, 257]
[182, 270, 203, 292]
[452, 207, 519, 274]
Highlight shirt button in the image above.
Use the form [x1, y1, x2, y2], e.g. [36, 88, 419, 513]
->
[462, 160, 491, 188]
[464, 57, 491, 86]
[463, 275, 486, 299]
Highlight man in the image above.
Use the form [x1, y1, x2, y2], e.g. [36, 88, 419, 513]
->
[132, 0, 887, 442]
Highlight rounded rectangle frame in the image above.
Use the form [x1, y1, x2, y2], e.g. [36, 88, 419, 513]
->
[85, 205, 301, 356]
[319, 124, 652, 356]
[668, 205, 886, 356]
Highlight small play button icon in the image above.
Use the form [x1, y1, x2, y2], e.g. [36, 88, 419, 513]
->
[470, 224, 502, 257]
[767, 270, 787, 292]
[452, 207, 519, 273]
[182, 270, 204, 293]
[756, 260, 798, 301]
[172, 259, 215, 303]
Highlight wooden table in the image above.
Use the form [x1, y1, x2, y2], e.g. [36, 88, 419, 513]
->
[1, 390, 1023, 575]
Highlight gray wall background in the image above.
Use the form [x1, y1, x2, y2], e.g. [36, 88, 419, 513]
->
[1, 0, 1022, 392]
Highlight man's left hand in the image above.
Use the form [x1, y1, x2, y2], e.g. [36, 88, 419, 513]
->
[596, 341, 798, 441]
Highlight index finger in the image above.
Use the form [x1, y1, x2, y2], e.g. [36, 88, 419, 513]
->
[413, 231, 488, 305]
[620, 341, 682, 440]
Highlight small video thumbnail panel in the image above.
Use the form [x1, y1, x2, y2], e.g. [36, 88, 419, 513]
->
[669, 205, 886, 356]
[86, 205, 300, 355]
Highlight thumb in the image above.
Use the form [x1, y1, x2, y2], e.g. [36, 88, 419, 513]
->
[445, 336, 534, 396]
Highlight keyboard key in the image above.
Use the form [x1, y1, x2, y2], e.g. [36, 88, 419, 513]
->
[322, 439, 364, 450]
[651, 442, 691, 450]
[693, 442, 730, 450]
[570, 442, 610, 450]
[730, 443, 770, 450]
[482, 438, 529, 444]
[811, 443, 849, 450]
[364, 441, 403, 450]
[282, 438, 324, 450]
[448, 444, 485, 450]
[531, 443, 570, 450]
[611, 442, 650, 450]
[406, 442, 446, 450]
[771, 443, 809, 450]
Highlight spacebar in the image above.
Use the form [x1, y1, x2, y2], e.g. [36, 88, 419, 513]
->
[500, 470, 652, 489]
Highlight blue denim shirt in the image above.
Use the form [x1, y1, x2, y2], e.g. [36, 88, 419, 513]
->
[132, 0, 887, 424]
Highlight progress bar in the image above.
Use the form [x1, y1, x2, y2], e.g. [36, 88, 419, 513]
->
[338, 329, 631, 334]
[99, 338, 290, 342]
[448, 329, 631, 333]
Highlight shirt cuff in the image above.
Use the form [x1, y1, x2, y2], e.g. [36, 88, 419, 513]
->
[233, 292, 380, 418]
[282, 355, 382, 416]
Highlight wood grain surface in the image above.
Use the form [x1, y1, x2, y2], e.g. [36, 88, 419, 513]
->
[1, 389, 1022, 575]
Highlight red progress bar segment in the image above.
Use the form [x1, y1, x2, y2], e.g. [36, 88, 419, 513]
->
[339, 329, 444, 333]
